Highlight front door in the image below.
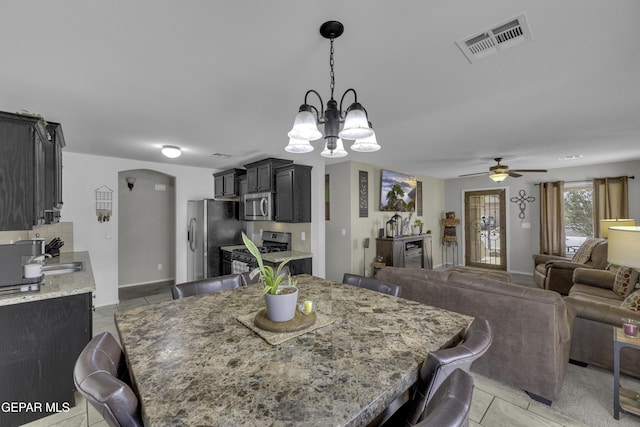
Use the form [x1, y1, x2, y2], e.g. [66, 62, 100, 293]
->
[464, 189, 507, 270]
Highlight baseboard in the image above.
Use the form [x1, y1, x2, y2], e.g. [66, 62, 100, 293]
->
[119, 278, 175, 288]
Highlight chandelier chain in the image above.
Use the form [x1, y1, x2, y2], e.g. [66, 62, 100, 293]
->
[329, 38, 335, 101]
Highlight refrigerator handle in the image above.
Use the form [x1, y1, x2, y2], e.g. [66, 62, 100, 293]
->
[189, 218, 197, 252]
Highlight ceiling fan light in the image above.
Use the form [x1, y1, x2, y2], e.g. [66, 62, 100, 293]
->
[161, 145, 182, 158]
[284, 138, 314, 153]
[489, 171, 509, 182]
[288, 109, 322, 141]
[321, 138, 348, 158]
[339, 104, 373, 140]
[350, 132, 380, 152]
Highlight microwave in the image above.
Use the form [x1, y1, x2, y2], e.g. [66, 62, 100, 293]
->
[243, 192, 273, 221]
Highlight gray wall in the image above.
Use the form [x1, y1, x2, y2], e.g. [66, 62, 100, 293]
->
[444, 160, 640, 274]
[118, 169, 176, 286]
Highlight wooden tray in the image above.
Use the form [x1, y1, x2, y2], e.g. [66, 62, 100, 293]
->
[254, 308, 317, 333]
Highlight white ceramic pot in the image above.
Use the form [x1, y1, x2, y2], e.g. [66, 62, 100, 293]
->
[412, 226, 421, 235]
[23, 263, 42, 279]
[264, 286, 299, 322]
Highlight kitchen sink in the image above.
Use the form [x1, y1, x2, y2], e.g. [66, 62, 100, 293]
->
[42, 261, 84, 275]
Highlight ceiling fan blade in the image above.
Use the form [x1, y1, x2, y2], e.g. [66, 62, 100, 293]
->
[508, 171, 523, 178]
[511, 169, 548, 173]
[459, 171, 489, 178]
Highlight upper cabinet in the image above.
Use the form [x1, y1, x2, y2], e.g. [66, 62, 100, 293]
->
[244, 158, 292, 193]
[213, 168, 246, 198]
[44, 121, 66, 223]
[0, 112, 50, 230]
[274, 164, 312, 223]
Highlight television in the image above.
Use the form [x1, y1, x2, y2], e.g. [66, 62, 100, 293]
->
[380, 169, 417, 212]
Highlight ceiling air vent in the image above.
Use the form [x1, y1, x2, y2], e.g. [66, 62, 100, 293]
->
[456, 13, 532, 63]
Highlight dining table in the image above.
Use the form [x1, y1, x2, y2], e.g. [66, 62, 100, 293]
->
[114, 274, 473, 427]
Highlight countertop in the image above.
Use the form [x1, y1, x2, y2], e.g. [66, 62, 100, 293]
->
[0, 251, 95, 307]
[116, 274, 472, 426]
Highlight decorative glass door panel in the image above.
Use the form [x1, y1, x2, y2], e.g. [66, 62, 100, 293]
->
[464, 189, 507, 270]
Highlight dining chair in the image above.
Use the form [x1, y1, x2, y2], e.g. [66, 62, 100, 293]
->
[342, 273, 402, 297]
[403, 317, 491, 425]
[73, 332, 143, 427]
[171, 273, 244, 299]
[413, 368, 474, 427]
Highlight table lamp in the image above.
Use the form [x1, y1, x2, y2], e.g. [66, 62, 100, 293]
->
[600, 219, 636, 238]
[607, 226, 640, 268]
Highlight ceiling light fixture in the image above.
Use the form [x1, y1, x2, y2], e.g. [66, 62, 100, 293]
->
[161, 145, 181, 158]
[285, 21, 380, 158]
[489, 170, 509, 182]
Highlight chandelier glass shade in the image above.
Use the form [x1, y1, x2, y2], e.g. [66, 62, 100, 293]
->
[285, 21, 380, 158]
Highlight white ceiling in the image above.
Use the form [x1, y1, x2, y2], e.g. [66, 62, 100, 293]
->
[2, 1, 639, 179]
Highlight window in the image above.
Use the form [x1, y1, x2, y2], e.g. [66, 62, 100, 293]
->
[563, 182, 593, 253]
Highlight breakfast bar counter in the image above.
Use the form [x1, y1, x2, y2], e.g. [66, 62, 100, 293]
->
[115, 274, 472, 427]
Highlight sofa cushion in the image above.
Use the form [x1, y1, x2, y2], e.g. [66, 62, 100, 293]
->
[612, 267, 639, 298]
[569, 283, 623, 303]
[621, 290, 640, 312]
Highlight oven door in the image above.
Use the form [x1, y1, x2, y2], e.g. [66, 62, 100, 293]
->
[243, 192, 272, 221]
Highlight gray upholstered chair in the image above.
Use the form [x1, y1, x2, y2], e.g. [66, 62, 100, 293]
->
[413, 368, 474, 427]
[73, 332, 143, 427]
[342, 273, 402, 297]
[172, 273, 244, 299]
[404, 317, 491, 425]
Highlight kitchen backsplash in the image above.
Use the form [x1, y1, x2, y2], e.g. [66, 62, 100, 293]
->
[246, 221, 311, 253]
[0, 222, 74, 252]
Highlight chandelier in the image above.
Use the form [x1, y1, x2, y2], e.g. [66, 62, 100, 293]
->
[285, 21, 380, 158]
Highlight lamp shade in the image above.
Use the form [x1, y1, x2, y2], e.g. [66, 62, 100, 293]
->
[321, 138, 347, 158]
[288, 110, 322, 141]
[607, 226, 640, 268]
[599, 219, 637, 238]
[351, 132, 380, 152]
[284, 138, 314, 153]
[489, 172, 508, 182]
[161, 145, 181, 158]
[339, 104, 373, 140]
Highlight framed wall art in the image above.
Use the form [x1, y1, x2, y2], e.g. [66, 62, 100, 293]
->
[359, 170, 368, 217]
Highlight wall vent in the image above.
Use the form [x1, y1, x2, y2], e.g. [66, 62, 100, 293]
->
[456, 13, 532, 63]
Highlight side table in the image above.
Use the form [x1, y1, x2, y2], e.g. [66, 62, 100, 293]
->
[613, 327, 640, 420]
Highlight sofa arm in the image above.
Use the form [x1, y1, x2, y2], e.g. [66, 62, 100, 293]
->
[544, 260, 590, 271]
[533, 253, 567, 264]
[565, 296, 640, 326]
[573, 268, 616, 290]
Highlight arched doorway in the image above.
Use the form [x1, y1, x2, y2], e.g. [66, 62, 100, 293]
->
[118, 169, 176, 295]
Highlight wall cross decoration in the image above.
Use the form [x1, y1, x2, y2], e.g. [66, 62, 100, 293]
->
[510, 189, 535, 219]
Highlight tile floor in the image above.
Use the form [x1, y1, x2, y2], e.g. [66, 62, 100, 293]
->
[20, 275, 608, 427]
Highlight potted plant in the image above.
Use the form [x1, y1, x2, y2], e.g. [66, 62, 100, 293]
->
[412, 219, 424, 235]
[241, 232, 298, 322]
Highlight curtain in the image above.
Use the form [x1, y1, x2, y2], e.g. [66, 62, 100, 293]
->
[593, 176, 629, 237]
[539, 181, 565, 256]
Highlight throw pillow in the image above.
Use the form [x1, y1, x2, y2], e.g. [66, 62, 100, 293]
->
[571, 238, 605, 264]
[613, 266, 640, 299]
[622, 290, 640, 312]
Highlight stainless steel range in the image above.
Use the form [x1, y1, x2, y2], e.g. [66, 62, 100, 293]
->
[231, 231, 291, 272]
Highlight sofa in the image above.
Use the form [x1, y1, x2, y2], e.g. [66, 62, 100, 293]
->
[376, 267, 575, 403]
[564, 267, 640, 378]
[532, 238, 608, 295]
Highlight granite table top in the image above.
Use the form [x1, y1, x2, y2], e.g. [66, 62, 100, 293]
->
[0, 251, 95, 306]
[115, 275, 472, 427]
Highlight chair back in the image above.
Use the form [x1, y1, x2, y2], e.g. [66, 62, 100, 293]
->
[414, 369, 474, 427]
[73, 332, 143, 427]
[342, 273, 402, 297]
[172, 273, 243, 299]
[406, 317, 492, 425]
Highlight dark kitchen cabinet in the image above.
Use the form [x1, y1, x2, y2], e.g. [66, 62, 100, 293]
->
[275, 164, 312, 223]
[0, 112, 49, 230]
[264, 257, 312, 275]
[238, 175, 248, 220]
[43, 122, 66, 223]
[244, 158, 292, 193]
[0, 292, 92, 426]
[213, 168, 246, 198]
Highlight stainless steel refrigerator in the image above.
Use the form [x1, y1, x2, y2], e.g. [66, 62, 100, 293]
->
[187, 199, 244, 281]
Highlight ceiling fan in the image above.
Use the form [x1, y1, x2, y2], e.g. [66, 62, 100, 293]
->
[459, 158, 547, 182]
